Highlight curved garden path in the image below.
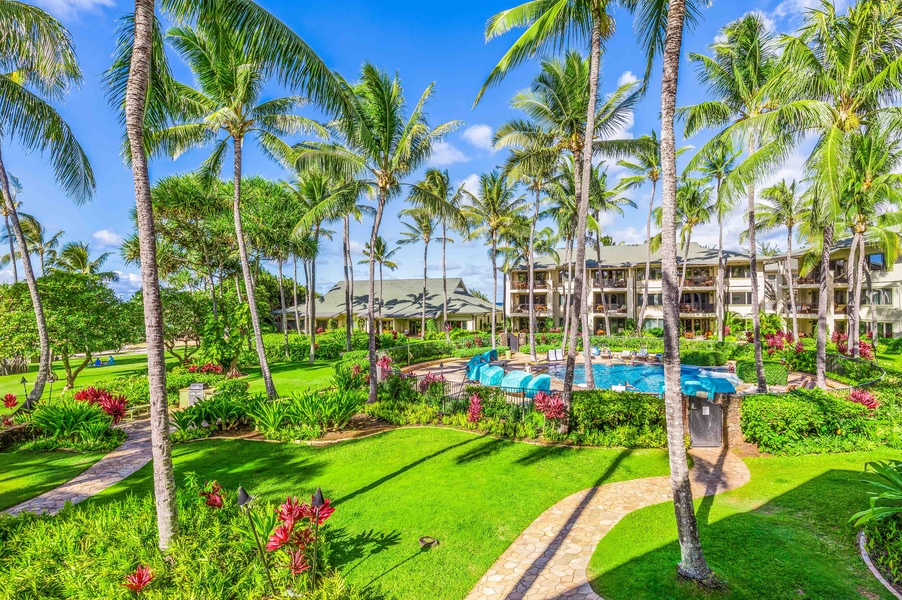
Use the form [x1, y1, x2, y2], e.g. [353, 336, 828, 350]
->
[465, 447, 751, 600]
[5, 419, 153, 516]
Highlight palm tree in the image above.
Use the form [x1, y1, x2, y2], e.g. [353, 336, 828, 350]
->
[693, 138, 740, 341]
[295, 64, 458, 403]
[649, 0, 716, 582]
[406, 169, 468, 343]
[753, 180, 805, 340]
[47, 241, 117, 281]
[0, 175, 27, 282]
[20, 215, 64, 277]
[107, 0, 345, 551]
[463, 170, 526, 349]
[359, 236, 398, 332]
[674, 179, 715, 294]
[150, 19, 329, 398]
[397, 209, 439, 338]
[678, 13, 781, 394]
[0, 1, 94, 406]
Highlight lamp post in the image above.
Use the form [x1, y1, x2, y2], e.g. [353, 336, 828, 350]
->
[20, 377, 27, 397]
[311, 487, 324, 589]
[238, 486, 275, 594]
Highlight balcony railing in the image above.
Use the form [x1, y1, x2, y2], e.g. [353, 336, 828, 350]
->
[512, 304, 549, 315]
[595, 278, 627, 289]
[680, 303, 715, 314]
[594, 304, 627, 314]
[683, 275, 714, 287]
[512, 280, 549, 290]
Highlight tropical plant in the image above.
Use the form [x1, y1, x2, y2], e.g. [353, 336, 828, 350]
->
[360, 235, 399, 332]
[20, 214, 63, 276]
[397, 208, 439, 339]
[47, 241, 118, 281]
[851, 461, 902, 525]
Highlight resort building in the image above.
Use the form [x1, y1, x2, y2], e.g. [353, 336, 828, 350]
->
[273, 277, 501, 334]
[507, 239, 902, 338]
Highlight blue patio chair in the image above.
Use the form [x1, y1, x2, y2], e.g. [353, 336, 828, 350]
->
[526, 374, 552, 398]
[501, 370, 532, 393]
[479, 365, 505, 387]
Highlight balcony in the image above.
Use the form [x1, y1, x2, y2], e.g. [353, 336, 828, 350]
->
[595, 277, 627, 289]
[512, 304, 549, 316]
[680, 303, 715, 314]
[683, 275, 714, 287]
[594, 304, 627, 314]
[511, 280, 549, 291]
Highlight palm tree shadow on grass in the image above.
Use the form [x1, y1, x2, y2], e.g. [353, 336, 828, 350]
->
[330, 527, 403, 577]
[454, 436, 515, 465]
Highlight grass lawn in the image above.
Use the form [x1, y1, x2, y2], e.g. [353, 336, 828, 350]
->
[89, 428, 670, 600]
[877, 350, 902, 372]
[0, 449, 105, 511]
[588, 450, 902, 600]
[243, 359, 337, 396]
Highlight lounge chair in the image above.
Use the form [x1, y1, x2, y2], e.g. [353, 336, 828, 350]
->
[466, 354, 488, 381]
[479, 365, 505, 387]
[526, 374, 552, 399]
[501, 370, 532, 393]
[482, 349, 499, 363]
[611, 384, 627, 392]
[636, 349, 649, 361]
[600, 347, 612, 359]
[590, 346, 601, 358]
[620, 350, 633, 361]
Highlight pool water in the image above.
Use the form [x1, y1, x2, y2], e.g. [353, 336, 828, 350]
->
[545, 363, 739, 395]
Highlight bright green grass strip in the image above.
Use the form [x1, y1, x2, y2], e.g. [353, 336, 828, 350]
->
[89, 428, 669, 600]
[0, 449, 105, 511]
[589, 450, 902, 600]
[243, 359, 337, 396]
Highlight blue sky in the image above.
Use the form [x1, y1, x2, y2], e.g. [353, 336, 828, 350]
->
[5, 0, 836, 298]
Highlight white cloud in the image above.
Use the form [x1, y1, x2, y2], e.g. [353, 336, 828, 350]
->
[770, 0, 846, 25]
[33, 0, 115, 19]
[348, 240, 365, 254]
[457, 173, 481, 196]
[111, 271, 143, 297]
[427, 141, 469, 166]
[617, 71, 638, 88]
[611, 226, 648, 245]
[461, 124, 496, 151]
[93, 229, 124, 247]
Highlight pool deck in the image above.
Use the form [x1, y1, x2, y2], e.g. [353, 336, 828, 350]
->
[404, 352, 846, 394]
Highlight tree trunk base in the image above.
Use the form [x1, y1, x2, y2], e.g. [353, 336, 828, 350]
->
[676, 566, 724, 590]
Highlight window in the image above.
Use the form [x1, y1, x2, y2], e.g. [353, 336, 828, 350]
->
[862, 289, 893, 306]
[834, 290, 847, 305]
[868, 253, 887, 271]
[643, 319, 664, 330]
[729, 292, 752, 305]
[637, 267, 663, 281]
[867, 322, 894, 338]
[729, 265, 751, 278]
[638, 293, 663, 306]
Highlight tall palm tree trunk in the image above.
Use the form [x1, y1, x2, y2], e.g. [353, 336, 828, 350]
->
[528, 191, 539, 360]
[278, 258, 289, 360]
[443, 220, 451, 343]
[716, 207, 724, 341]
[563, 19, 601, 415]
[3, 214, 16, 283]
[850, 233, 865, 357]
[309, 250, 316, 365]
[746, 141, 766, 392]
[343, 216, 353, 350]
[367, 192, 387, 404]
[816, 224, 833, 387]
[561, 239, 573, 352]
[231, 139, 276, 398]
[637, 180, 656, 333]
[421, 238, 428, 339]
[491, 239, 498, 349]
[596, 223, 611, 337]
[660, 0, 713, 581]
[0, 150, 48, 407]
[303, 259, 311, 335]
[293, 256, 302, 335]
[124, 0, 177, 550]
[379, 261, 385, 332]
[599, 271, 610, 334]
[502, 267, 509, 341]
[786, 227, 798, 341]
[581, 264, 594, 388]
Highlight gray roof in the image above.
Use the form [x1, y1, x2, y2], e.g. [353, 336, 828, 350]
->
[273, 278, 498, 319]
[519, 241, 749, 270]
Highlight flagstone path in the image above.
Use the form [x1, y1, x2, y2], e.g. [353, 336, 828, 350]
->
[465, 447, 751, 600]
[5, 419, 153, 516]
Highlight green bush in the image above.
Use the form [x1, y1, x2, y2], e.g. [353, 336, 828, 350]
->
[569, 391, 667, 448]
[680, 351, 727, 366]
[740, 389, 874, 454]
[382, 341, 453, 366]
[865, 515, 902, 585]
[451, 345, 509, 358]
[26, 398, 124, 452]
[736, 360, 789, 385]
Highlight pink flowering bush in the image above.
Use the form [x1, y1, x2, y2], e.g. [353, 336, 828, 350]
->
[376, 355, 393, 381]
[123, 565, 155, 594]
[3, 393, 17, 409]
[73, 387, 128, 424]
[467, 393, 483, 423]
[419, 372, 445, 393]
[849, 388, 878, 410]
[188, 362, 224, 375]
[533, 392, 566, 420]
[264, 491, 335, 581]
[199, 480, 224, 508]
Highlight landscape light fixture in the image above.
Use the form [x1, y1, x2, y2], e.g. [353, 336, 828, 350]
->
[20, 377, 27, 396]
[311, 487, 325, 589]
[237, 485, 275, 594]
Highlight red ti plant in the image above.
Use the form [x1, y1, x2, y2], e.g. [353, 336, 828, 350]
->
[3, 393, 17, 409]
[533, 392, 566, 420]
[264, 491, 335, 589]
[199, 480, 224, 508]
[98, 395, 128, 425]
[376, 355, 393, 381]
[468, 393, 482, 423]
[850, 388, 879, 410]
[2, 416, 13, 427]
[123, 565, 155, 594]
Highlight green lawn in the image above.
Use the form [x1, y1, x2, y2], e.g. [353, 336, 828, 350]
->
[589, 450, 902, 600]
[89, 428, 670, 600]
[0, 449, 105, 511]
[243, 359, 337, 396]
[877, 350, 902, 372]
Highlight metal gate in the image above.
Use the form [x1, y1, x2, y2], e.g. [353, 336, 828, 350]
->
[688, 397, 723, 447]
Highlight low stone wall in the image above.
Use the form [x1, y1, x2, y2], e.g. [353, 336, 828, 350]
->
[720, 394, 745, 447]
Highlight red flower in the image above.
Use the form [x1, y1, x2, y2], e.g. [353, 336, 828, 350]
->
[2, 416, 13, 427]
[533, 392, 566, 420]
[290, 525, 316, 549]
[98, 395, 128, 424]
[188, 365, 198, 373]
[850, 388, 879, 410]
[266, 523, 294, 552]
[199, 481, 224, 508]
[468, 393, 483, 423]
[311, 498, 334, 525]
[3, 393, 17, 409]
[123, 565, 155, 593]
[277, 496, 307, 528]
[287, 548, 311, 574]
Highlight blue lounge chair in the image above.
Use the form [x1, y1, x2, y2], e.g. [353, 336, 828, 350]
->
[479, 365, 505, 387]
[526, 374, 552, 398]
[466, 354, 488, 381]
[482, 349, 499, 363]
[501, 370, 532, 393]
[590, 346, 601, 358]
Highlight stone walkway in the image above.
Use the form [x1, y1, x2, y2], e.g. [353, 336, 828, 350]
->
[5, 419, 153, 516]
[465, 447, 751, 600]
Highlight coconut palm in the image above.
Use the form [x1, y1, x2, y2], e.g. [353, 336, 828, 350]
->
[15, 215, 61, 276]
[752, 180, 805, 340]
[0, 175, 28, 282]
[678, 13, 781, 394]
[674, 179, 715, 294]
[295, 64, 459, 403]
[463, 170, 527, 349]
[107, 0, 345, 551]
[149, 18, 329, 399]
[359, 236, 399, 333]
[47, 241, 117, 281]
[406, 169, 468, 343]
[0, 1, 94, 406]
[397, 209, 439, 339]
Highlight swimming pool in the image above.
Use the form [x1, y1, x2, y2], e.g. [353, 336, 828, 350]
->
[545, 363, 739, 395]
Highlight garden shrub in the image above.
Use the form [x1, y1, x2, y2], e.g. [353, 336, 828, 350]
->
[451, 345, 509, 359]
[25, 398, 125, 452]
[382, 341, 453, 366]
[680, 351, 727, 366]
[865, 515, 902, 585]
[736, 360, 788, 385]
[569, 390, 667, 448]
[740, 389, 874, 454]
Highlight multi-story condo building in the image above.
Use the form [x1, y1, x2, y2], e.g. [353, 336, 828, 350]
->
[507, 238, 902, 338]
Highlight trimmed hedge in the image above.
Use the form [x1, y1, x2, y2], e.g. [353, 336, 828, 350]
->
[681, 351, 727, 367]
[736, 360, 788, 386]
[740, 389, 874, 454]
[382, 341, 453, 366]
[569, 390, 667, 448]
